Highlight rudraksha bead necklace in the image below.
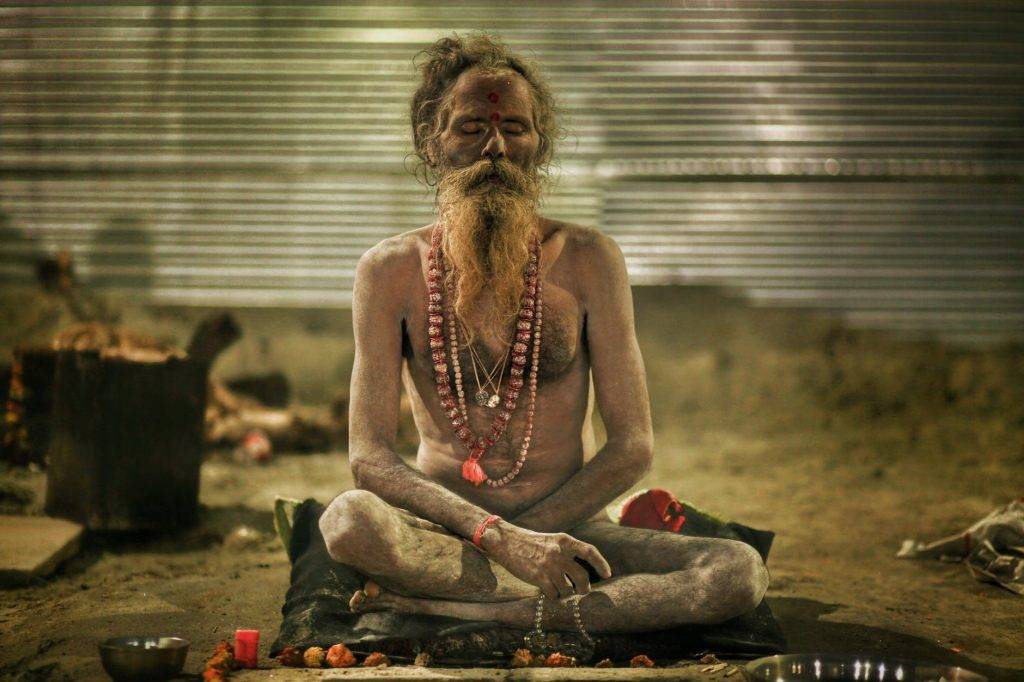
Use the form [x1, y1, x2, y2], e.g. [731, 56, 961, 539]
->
[427, 221, 543, 487]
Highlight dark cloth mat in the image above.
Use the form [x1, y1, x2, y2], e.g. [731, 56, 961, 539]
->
[271, 499, 786, 665]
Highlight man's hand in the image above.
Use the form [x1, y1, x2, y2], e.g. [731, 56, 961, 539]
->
[480, 520, 612, 598]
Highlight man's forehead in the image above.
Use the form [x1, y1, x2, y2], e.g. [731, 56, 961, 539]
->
[447, 68, 534, 114]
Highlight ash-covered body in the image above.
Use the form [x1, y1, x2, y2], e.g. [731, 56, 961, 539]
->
[319, 34, 769, 635]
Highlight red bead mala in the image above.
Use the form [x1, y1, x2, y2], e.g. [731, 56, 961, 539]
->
[427, 222, 543, 487]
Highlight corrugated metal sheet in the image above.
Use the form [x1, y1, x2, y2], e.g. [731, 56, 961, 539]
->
[1, 1, 1022, 344]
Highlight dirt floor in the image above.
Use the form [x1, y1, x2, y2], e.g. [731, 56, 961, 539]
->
[1, 287, 1022, 680]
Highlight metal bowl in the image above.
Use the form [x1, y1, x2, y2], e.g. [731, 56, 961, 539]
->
[98, 636, 190, 681]
[747, 654, 987, 682]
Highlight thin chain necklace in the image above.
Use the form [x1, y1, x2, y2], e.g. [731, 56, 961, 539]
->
[465, 331, 510, 408]
[426, 220, 542, 487]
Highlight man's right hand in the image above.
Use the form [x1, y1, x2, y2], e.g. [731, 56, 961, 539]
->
[479, 520, 612, 598]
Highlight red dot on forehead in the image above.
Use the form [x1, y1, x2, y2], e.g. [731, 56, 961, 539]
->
[490, 111, 501, 122]
[487, 92, 500, 103]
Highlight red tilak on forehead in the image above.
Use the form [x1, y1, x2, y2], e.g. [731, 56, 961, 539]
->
[490, 111, 501, 123]
[487, 92, 499, 103]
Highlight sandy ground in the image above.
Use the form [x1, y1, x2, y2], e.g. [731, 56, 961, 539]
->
[1, 287, 1022, 680]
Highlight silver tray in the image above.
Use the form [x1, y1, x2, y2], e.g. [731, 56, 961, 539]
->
[746, 654, 987, 682]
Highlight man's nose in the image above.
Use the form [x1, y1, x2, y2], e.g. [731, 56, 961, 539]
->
[481, 130, 506, 160]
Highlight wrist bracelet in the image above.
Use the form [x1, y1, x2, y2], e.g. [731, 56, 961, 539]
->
[472, 514, 502, 548]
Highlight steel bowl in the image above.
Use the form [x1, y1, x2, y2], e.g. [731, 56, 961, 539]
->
[98, 636, 190, 681]
[746, 654, 987, 682]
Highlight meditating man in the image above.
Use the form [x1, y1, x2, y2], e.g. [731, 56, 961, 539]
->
[319, 34, 769, 636]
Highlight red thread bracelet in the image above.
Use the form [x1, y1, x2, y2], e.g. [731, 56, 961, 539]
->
[472, 514, 502, 548]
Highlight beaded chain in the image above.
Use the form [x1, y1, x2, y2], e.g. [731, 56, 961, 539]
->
[523, 593, 595, 661]
[426, 221, 543, 487]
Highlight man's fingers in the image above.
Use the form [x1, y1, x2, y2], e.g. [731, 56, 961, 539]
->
[575, 542, 613, 580]
[564, 561, 591, 595]
[551, 570, 576, 599]
[538, 577, 559, 600]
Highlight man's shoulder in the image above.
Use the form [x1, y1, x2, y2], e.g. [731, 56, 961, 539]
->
[352, 226, 434, 315]
[356, 225, 433, 279]
[544, 219, 624, 270]
[542, 220, 629, 308]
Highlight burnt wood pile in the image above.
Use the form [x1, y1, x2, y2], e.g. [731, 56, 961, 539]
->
[39, 314, 239, 530]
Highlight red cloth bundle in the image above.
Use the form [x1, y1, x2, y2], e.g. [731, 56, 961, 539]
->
[618, 488, 686, 533]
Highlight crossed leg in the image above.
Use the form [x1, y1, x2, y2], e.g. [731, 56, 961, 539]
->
[319, 489, 769, 634]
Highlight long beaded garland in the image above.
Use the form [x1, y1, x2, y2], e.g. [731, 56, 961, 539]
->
[427, 222, 543, 487]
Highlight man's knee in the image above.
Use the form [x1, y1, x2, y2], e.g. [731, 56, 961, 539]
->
[319, 489, 394, 568]
[709, 540, 769, 622]
[736, 541, 770, 605]
[680, 539, 768, 623]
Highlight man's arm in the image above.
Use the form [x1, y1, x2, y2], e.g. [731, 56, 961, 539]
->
[345, 238, 491, 541]
[341, 235, 611, 598]
[508, 231, 654, 533]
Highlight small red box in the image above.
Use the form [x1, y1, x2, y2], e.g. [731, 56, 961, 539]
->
[234, 629, 259, 668]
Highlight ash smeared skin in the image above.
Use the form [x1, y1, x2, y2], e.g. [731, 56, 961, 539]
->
[322, 489, 538, 602]
[338, 504, 768, 632]
[321, 43, 770, 634]
[322, 456, 769, 631]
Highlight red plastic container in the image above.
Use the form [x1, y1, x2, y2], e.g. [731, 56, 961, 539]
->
[234, 629, 259, 669]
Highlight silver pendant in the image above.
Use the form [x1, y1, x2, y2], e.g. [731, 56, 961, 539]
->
[475, 390, 490, 407]
[486, 393, 500, 408]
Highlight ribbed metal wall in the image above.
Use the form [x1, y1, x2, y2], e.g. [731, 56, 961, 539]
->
[2, 2, 1022, 344]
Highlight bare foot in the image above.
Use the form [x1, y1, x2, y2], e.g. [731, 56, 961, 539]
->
[348, 579, 526, 624]
[349, 580, 404, 613]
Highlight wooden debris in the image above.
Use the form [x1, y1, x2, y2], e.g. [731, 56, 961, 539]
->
[2, 349, 56, 468]
[205, 380, 342, 453]
[53, 322, 182, 363]
[226, 371, 290, 407]
[0, 515, 82, 587]
[46, 349, 207, 530]
[701, 662, 729, 673]
[186, 313, 241, 367]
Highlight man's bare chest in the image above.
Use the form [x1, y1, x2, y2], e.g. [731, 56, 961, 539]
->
[403, 280, 584, 386]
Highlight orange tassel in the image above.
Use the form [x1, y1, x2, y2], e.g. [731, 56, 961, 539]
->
[462, 458, 487, 486]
